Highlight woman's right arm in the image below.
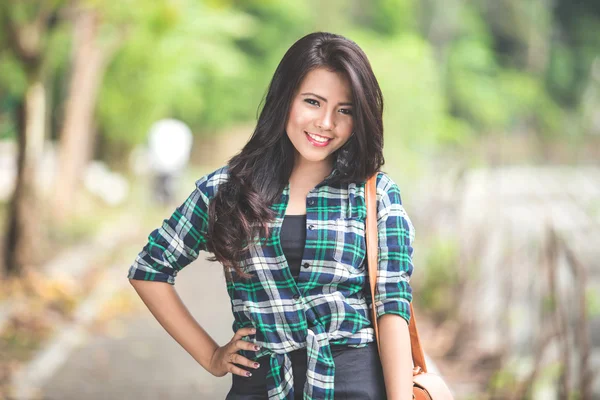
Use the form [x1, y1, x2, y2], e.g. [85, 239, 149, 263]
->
[127, 170, 260, 377]
[129, 279, 260, 377]
[129, 279, 218, 371]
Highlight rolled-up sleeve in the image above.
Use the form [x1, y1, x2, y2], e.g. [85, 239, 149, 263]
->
[374, 172, 415, 323]
[127, 178, 211, 284]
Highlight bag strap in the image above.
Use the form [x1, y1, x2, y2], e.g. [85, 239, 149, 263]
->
[365, 173, 428, 373]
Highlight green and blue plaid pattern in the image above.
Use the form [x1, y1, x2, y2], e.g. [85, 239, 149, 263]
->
[128, 166, 414, 400]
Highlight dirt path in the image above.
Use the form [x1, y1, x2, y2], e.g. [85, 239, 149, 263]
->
[41, 257, 235, 400]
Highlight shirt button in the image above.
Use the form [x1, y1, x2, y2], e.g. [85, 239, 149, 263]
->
[308, 199, 315, 206]
[303, 262, 310, 269]
[308, 225, 315, 230]
[293, 294, 300, 301]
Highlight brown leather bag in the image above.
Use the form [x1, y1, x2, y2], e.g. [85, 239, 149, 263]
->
[365, 174, 455, 400]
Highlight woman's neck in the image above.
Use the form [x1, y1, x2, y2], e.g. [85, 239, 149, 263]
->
[289, 157, 333, 191]
[286, 158, 332, 215]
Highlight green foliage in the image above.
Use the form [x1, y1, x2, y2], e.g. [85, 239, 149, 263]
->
[0, 1, 69, 88]
[547, 44, 577, 106]
[1, 0, 599, 158]
[0, 54, 24, 140]
[341, 31, 449, 176]
[447, 38, 506, 130]
[356, 0, 418, 36]
[444, 3, 567, 139]
[0, 54, 27, 97]
[194, 1, 313, 131]
[0, 109, 16, 139]
[498, 70, 564, 136]
[415, 236, 461, 321]
[488, 366, 521, 396]
[97, 0, 256, 146]
[0, 0, 72, 143]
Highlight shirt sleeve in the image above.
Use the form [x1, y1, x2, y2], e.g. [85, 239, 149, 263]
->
[127, 176, 212, 285]
[373, 172, 415, 323]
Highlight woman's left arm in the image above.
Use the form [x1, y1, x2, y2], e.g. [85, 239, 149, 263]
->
[372, 173, 416, 400]
[379, 314, 412, 400]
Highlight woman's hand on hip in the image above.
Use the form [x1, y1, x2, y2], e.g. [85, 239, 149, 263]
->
[208, 327, 261, 377]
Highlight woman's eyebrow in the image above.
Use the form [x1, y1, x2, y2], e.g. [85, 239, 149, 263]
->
[301, 92, 353, 106]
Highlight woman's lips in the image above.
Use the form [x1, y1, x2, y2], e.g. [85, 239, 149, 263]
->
[304, 131, 332, 147]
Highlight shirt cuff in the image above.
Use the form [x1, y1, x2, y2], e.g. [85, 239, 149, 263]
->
[375, 298, 411, 324]
[127, 263, 176, 285]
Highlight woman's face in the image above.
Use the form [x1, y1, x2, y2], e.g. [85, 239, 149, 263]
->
[285, 67, 354, 167]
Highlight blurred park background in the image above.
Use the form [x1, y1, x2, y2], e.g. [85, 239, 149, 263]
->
[1, 0, 599, 399]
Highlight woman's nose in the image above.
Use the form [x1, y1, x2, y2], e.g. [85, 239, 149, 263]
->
[316, 110, 335, 130]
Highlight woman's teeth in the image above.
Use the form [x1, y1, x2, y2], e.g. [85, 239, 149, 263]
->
[306, 132, 330, 143]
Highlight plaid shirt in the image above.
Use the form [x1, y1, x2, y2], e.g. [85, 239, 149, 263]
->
[128, 165, 414, 400]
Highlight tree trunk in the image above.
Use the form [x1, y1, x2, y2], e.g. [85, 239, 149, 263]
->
[4, 81, 46, 276]
[53, 9, 108, 220]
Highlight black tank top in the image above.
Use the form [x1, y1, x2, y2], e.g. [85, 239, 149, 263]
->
[280, 214, 307, 281]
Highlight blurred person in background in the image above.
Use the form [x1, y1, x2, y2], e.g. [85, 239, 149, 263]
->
[128, 32, 414, 400]
[147, 118, 193, 206]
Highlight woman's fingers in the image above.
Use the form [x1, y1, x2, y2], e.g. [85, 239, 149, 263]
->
[229, 363, 254, 377]
[234, 337, 261, 352]
[225, 327, 260, 377]
[229, 353, 261, 371]
[232, 326, 256, 341]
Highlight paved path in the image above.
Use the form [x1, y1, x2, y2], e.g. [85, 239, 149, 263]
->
[41, 256, 235, 400]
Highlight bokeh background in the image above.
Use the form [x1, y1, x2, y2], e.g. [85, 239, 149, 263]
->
[1, 1, 599, 399]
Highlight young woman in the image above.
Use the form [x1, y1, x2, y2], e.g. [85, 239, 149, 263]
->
[128, 32, 414, 400]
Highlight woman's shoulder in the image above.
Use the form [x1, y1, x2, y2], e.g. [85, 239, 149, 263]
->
[372, 171, 415, 237]
[368, 171, 407, 211]
[343, 171, 401, 203]
[194, 165, 230, 199]
[373, 171, 401, 197]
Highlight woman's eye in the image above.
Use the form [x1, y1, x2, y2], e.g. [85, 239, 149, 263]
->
[339, 108, 353, 116]
[304, 98, 319, 107]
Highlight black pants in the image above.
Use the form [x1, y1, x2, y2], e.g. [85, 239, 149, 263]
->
[226, 342, 386, 399]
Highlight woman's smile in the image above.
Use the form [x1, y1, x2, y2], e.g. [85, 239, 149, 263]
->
[304, 130, 333, 147]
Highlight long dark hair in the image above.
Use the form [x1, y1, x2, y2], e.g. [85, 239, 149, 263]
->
[206, 32, 385, 280]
